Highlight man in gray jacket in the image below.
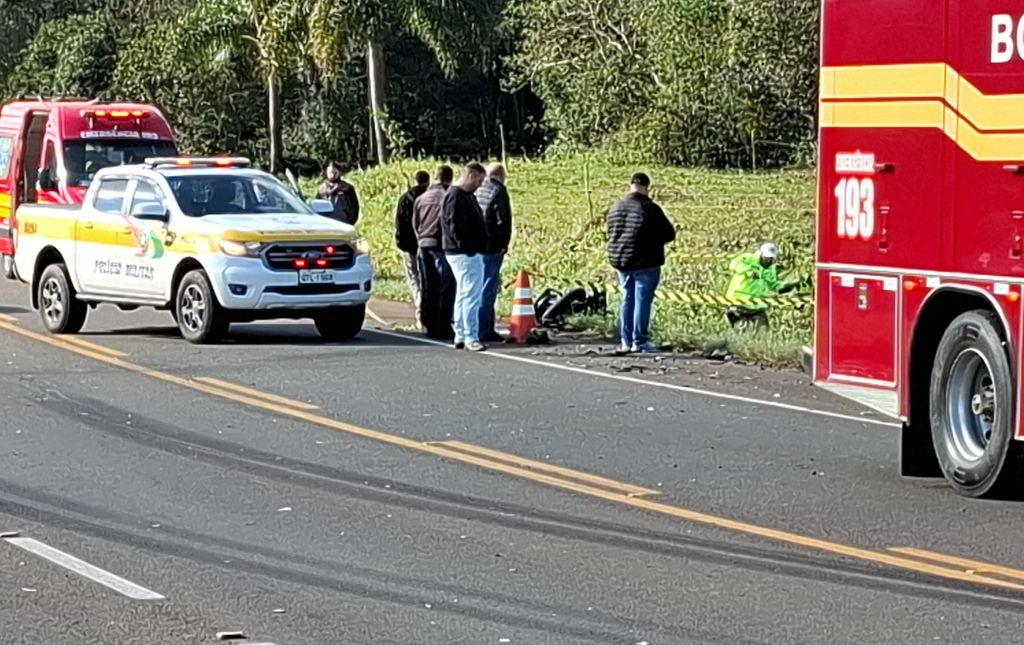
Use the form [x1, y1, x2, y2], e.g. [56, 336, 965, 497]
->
[413, 166, 455, 339]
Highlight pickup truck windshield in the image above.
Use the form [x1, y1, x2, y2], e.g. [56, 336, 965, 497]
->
[167, 174, 310, 217]
[65, 140, 177, 187]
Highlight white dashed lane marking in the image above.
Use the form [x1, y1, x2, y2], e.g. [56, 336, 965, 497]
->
[4, 537, 165, 600]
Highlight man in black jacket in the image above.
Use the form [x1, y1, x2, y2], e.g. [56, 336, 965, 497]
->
[316, 161, 360, 225]
[442, 162, 488, 351]
[476, 162, 513, 342]
[607, 173, 676, 353]
[395, 170, 430, 326]
[413, 166, 455, 339]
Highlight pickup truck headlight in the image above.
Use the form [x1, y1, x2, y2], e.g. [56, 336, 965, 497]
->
[219, 240, 264, 257]
[355, 238, 371, 255]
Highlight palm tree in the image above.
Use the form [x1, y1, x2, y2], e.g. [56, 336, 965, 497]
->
[308, 0, 499, 164]
[239, 0, 497, 169]
[241, 0, 309, 174]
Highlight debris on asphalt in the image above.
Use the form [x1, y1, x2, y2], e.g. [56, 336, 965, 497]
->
[277, 507, 292, 512]
[707, 348, 732, 362]
[215, 631, 246, 641]
[272, 608, 286, 614]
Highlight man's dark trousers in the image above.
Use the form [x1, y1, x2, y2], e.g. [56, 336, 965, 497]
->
[479, 252, 504, 339]
[417, 248, 455, 339]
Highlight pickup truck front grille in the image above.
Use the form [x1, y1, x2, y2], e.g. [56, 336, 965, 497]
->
[263, 242, 355, 271]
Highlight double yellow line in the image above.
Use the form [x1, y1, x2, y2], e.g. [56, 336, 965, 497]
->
[3, 317, 1024, 593]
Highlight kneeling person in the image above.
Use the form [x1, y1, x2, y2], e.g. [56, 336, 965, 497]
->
[725, 243, 788, 328]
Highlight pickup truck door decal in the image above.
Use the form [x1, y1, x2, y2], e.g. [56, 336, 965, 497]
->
[115, 179, 171, 298]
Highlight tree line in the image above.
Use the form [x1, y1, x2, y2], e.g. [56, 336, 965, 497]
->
[0, 0, 818, 170]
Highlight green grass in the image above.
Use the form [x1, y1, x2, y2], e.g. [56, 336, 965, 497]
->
[304, 155, 816, 367]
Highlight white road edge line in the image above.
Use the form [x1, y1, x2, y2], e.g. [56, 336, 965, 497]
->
[4, 537, 165, 600]
[365, 327, 900, 428]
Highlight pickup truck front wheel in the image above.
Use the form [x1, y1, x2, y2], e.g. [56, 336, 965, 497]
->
[38, 263, 87, 334]
[314, 305, 365, 341]
[176, 270, 228, 344]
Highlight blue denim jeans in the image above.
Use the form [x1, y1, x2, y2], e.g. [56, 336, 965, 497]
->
[447, 253, 485, 344]
[479, 253, 505, 337]
[617, 267, 661, 346]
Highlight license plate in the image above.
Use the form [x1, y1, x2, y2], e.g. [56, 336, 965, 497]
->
[299, 270, 335, 284]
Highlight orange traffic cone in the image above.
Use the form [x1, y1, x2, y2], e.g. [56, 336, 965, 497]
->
[507, 270, 537, 344]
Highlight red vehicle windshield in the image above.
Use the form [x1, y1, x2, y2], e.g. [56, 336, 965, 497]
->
[64, 139, 177, 187]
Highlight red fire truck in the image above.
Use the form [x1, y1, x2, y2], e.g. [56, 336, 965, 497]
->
[816, 0, 1024, 497]
[0, 100, 177, 278]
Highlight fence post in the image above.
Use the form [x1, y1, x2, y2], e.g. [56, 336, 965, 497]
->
[499, 120, 508, 167]
[750, 129, 758, 171]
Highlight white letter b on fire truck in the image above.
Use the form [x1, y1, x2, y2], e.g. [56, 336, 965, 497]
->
[992, 14, 1021, 63]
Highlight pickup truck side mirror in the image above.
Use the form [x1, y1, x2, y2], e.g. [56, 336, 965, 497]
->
[38, 168, 57, 192]
[132, 202, 170, 222]
[309, 199, 334, 216]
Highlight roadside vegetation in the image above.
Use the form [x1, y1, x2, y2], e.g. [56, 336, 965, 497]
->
[2, 0, 820, 366]
[304, 157, 816, 367]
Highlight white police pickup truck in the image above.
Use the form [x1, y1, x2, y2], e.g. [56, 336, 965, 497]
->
[13, 158, 373, 343]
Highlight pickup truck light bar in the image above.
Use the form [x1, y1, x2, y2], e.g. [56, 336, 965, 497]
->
[144, 157, 252, 170]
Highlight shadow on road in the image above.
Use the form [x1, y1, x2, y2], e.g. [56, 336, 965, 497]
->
[83, 323, 427, 348]
[0, 304, 30, 316]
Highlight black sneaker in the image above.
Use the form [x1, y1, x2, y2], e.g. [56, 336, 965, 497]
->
[454, 341, 465, 350]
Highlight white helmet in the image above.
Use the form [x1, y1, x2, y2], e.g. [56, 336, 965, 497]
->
[758, 242, 779, 260]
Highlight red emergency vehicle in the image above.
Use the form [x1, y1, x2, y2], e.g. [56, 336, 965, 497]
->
[0, 100, 176, 278]
[816, 0, 1024, 497]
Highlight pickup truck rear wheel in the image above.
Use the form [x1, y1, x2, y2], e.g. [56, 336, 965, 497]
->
[314, 305, 365, 341]
[38, 263, 87, 334]
[176, 270, 228, 344]
[930, 310, 1022, 498]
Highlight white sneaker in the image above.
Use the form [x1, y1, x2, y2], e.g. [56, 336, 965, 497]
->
[618, 342, 634, 354]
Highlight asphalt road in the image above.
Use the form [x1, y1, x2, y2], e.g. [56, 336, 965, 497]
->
[3, 278, 1024, 644]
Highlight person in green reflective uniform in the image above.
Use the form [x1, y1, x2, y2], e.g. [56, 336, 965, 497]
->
[725, 243, 788, 328]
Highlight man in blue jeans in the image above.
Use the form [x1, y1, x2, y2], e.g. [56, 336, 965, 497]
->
[442, 163, 488, 351]
[476, 163, 513, 342]
[606, 173, 676, 353]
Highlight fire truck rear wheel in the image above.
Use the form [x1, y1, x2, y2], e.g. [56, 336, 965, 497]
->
[38, 263, 87, 335]
[176, 269, 228, 344]
[930, 310, 1022, 498]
